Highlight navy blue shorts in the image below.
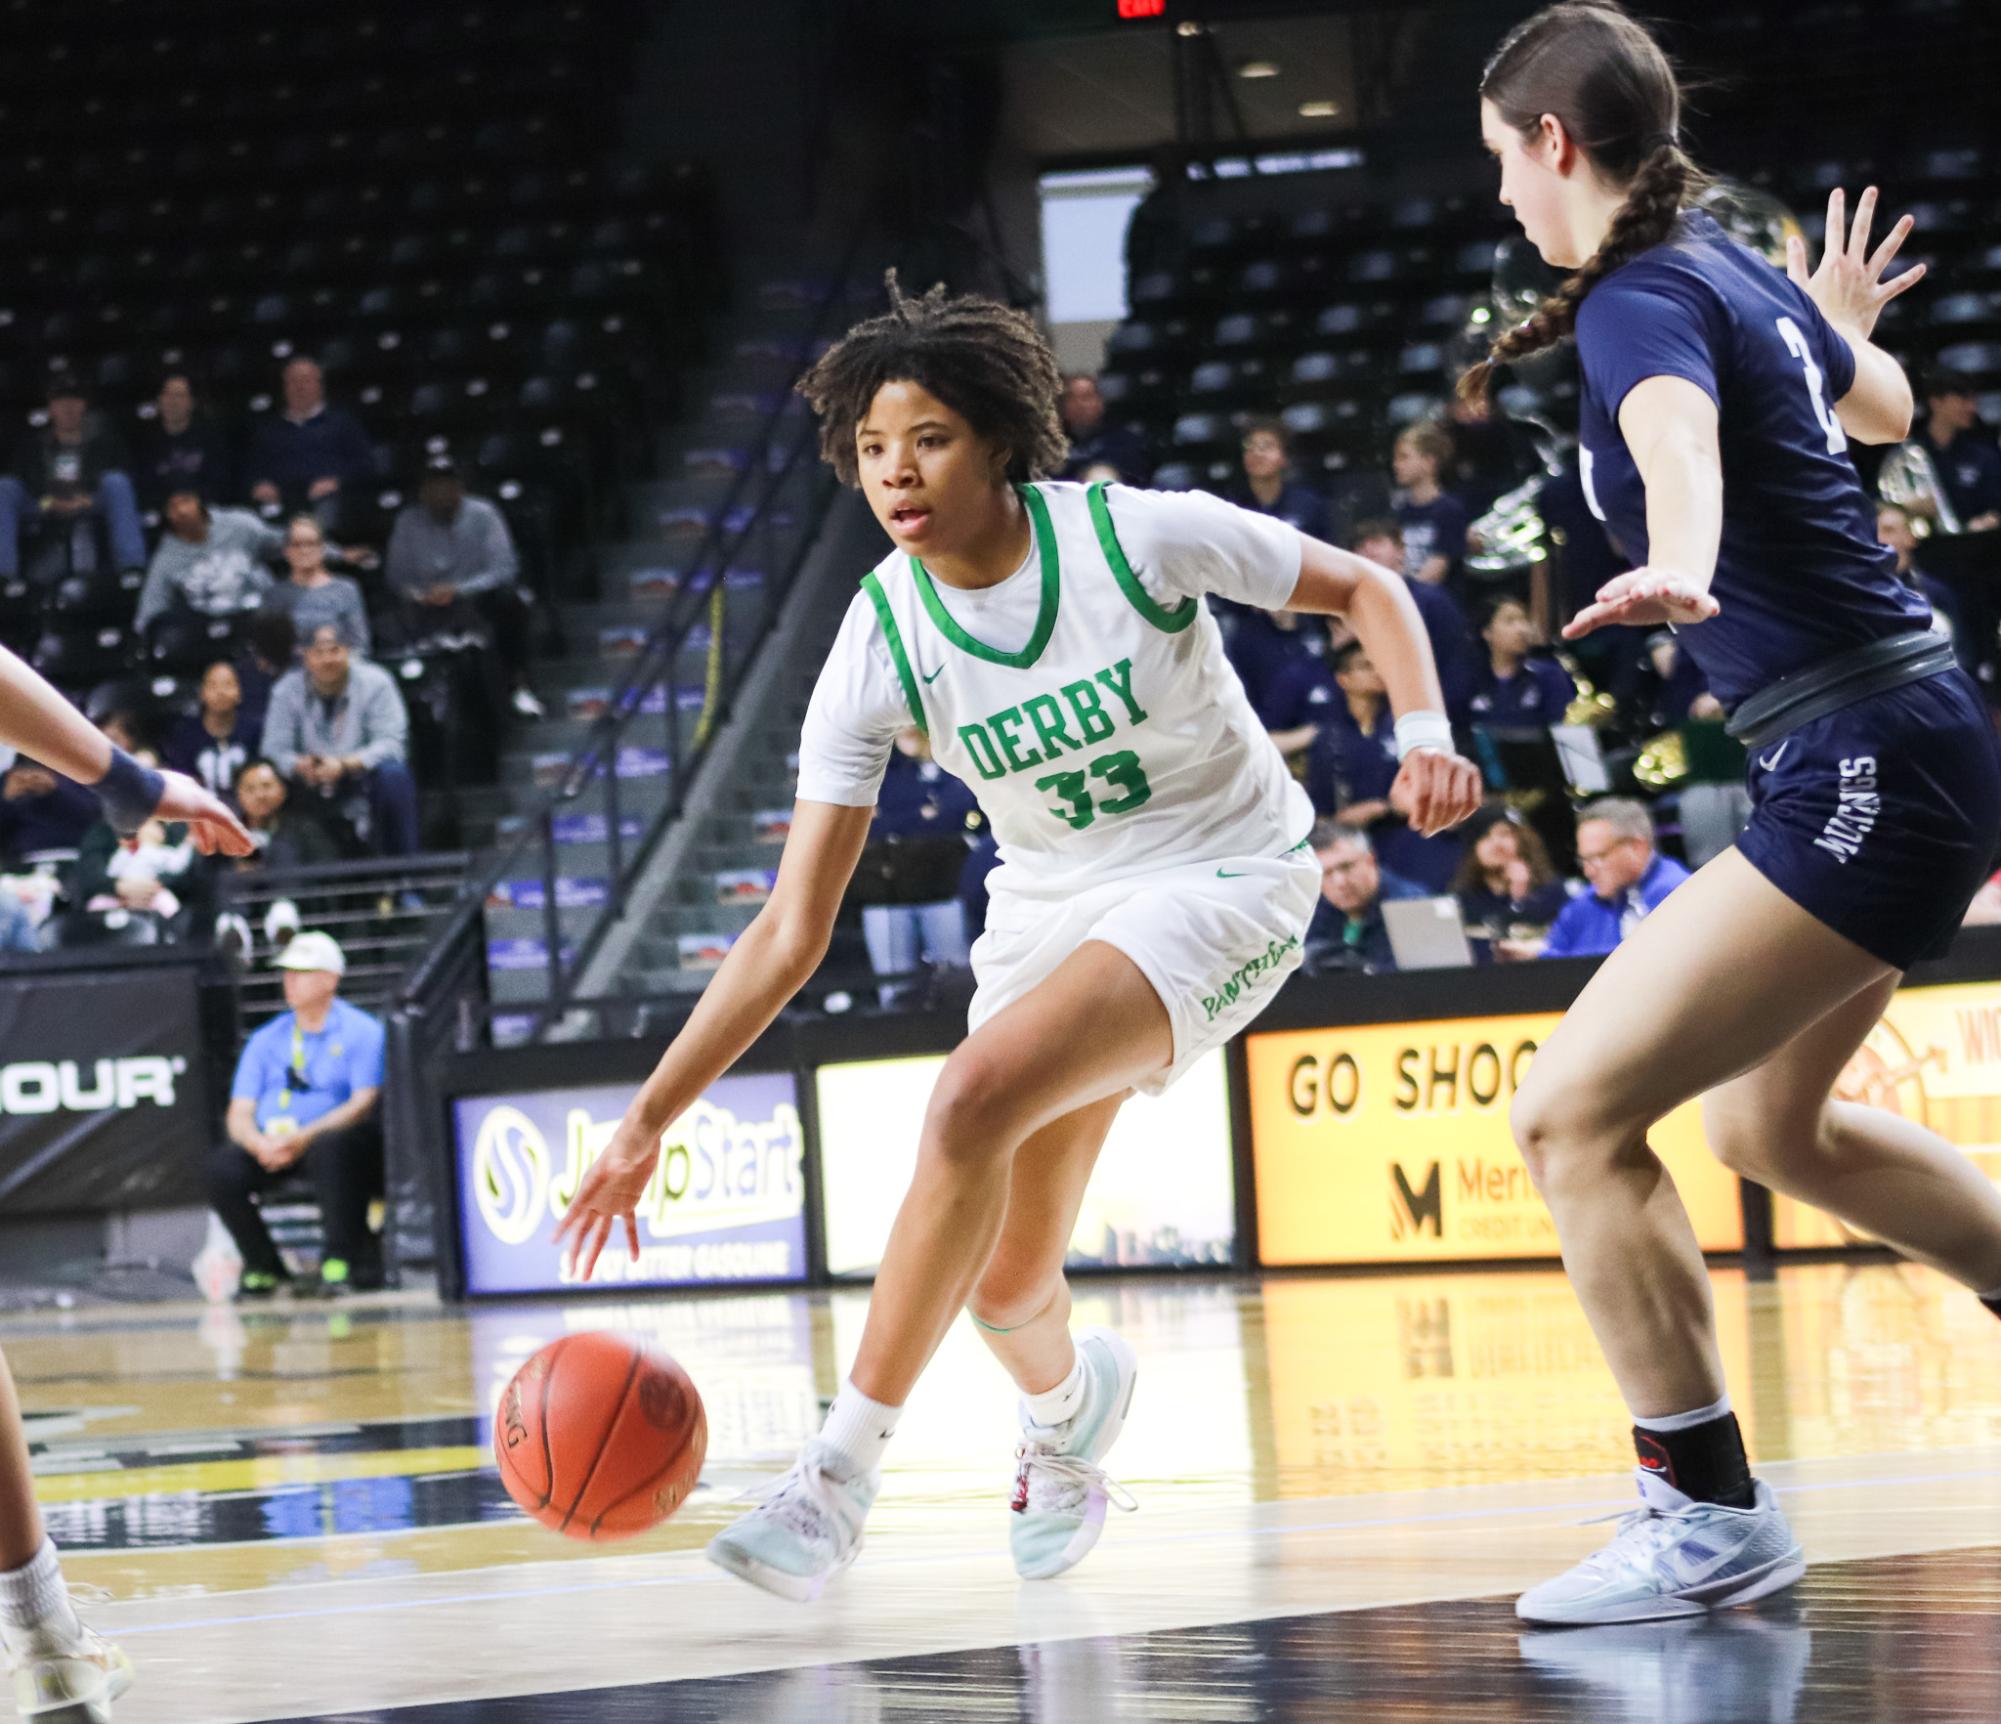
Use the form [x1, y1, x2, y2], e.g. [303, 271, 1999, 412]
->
[1735, 668, 2001, 969]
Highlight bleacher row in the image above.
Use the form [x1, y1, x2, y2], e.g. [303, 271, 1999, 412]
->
[0, 0, 718, 764]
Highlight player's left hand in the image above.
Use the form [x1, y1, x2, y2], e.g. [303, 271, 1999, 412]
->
[1562, 567, 1720, 639]
[1390, 747, 1482, 837]
[153, 770, 254, 857]
[1786, 185, 1926, 343]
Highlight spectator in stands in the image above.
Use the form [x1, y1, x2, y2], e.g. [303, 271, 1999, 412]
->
[1539, 797, 1688, 960]
[0, 373, 147, 584]
[246, 357, 375, 532]
[134, 487, 283, 641]
[0, 759, 96, 867]
[1307, 640, 1462, 891]
[209, 931, 384, 1298]
[1877, 501, 1971, 669]
[1055, 373, 1149, 485]
[261, 624, 418, 856]
[0, 893, 40, 956]
[1917, 369, 2001, 531]
[1353, 518, 1478, 721]
[1225, 604, 1336, 764]
[1453, 803, 1569, 946]
[64, 800, 210, 948]
[1445, 388, 1525, 517]
[1468, 596, 1576, 726]
[165, 660, 261, 798]
[134, 374, 232, 515]
[861, 728, 979, 1001]
[1302, 821, 1425, 975]
[231, 758, 343, 872]
[385, 455, 542, 720]
[1232, 418, 1330, 539]
[236, 609, 297, 733]
[1638, 630, 1723, 729]
[264, 516, 371, 656]
[1391, 422, 1469, 588]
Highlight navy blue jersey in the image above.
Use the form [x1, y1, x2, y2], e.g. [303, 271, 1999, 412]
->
[1575, 211, 1930, 708]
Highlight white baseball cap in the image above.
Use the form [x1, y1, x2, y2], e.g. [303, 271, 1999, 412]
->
[275, 930, 347, 976]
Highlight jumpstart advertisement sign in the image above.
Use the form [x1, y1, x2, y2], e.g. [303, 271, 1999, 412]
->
[1245, 1010, 1745, 1266]
[451, 1072, 808, 1294]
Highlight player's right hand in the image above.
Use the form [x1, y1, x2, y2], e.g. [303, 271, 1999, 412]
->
[553, 1114, 660, 1280]
[1390, 746, 1482, 836]
[1786, 185, 1926, 344]
[154, 770, 255, 857]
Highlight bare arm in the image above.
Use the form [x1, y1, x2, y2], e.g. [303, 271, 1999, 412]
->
[554, 799, 875, 1275]
[1284, 536, 1481, 835]
[226, 1096, 266, 1155]
[292, 1086, 379, 1151]
[1267, 722, 1319, 756]
[1562, 379, 1728, 640]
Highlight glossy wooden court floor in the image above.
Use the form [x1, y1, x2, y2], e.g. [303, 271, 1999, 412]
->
[11, 1260, 2001, 1722]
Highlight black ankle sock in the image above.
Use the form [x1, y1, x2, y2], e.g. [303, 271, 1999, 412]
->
[1632, 1411, 1755, 1508]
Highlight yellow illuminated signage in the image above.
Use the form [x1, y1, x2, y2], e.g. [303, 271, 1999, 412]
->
[1247, 1011, 1744, 1264]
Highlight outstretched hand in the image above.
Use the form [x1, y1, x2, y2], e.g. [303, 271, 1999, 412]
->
[1563, 568, 1720, 640]
[153, 770, 254, 857]
[1785, 185, 1926, 344]
[551, 1113, 662, 1281]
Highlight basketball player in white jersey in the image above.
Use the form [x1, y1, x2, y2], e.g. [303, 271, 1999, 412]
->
[557, 277, 1482, 1601]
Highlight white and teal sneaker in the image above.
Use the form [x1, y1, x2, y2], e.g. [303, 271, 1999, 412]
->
[706, 1439, 878, 1603]
[1516, 1470, 1804, 1626]
[4, 1602, 135, 1724]
[1009, 1327, 1140, 1581]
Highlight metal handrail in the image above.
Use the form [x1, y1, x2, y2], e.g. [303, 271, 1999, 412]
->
[397, 235, 871, 1023]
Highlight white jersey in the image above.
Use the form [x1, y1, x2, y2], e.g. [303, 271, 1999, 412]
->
[796, 480, 1315, 902]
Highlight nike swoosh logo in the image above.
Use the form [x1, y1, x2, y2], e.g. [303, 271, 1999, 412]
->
[920, 663, 945, 684]
[1757, 741, 1790, 771]
[1217, 868, 1251, 879]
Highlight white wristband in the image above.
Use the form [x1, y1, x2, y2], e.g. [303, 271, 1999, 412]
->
[1394, 710, 1454, 760]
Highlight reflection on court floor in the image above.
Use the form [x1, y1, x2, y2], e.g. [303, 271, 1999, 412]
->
[7, 1259, 2001, 1721]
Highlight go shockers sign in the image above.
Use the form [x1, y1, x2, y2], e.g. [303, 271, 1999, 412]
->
[1244, 1011, 1745, 1266]
[0, 964, 212, 1213]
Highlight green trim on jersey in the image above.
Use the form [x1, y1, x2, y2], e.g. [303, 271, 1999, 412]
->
[861, 571, 927, 736]
[910, 483, 1062, 669]
[1087, 480, 1197, 635]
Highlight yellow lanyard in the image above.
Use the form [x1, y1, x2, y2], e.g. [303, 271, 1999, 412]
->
[277, 1015, 342, 1112]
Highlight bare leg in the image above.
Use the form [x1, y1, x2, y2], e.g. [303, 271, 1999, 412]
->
[1513, 849, 1892, 1418]
[0, 1347, 42, 1570]
[848, 942, 1171, 1407]
[967, 1096, 1124, 1394]
[1706, 973, 2001, 1288]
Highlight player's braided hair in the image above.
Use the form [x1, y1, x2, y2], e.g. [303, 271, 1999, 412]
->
[798, 271, 1068, 488]
[1459, 2, 1709, 405]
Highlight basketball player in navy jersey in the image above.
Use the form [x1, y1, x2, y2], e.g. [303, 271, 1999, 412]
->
[1467, 2, 2001, 1624]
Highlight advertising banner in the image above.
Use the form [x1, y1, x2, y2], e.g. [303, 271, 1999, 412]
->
[451, 1071, 808, 1294]
[817, 1050, 1235, 1277]
[1246, 1011, 1744, 1265]
[0, 964, 212, 1214]
[1771, 978, 2001, 1249]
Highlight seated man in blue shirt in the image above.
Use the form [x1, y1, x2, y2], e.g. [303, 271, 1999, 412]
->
[1468, 595, 1577, 726]
[1539, 798, 1690, 960]
[208, 931, 386, 1298]
[1303, 821, 1427, 975]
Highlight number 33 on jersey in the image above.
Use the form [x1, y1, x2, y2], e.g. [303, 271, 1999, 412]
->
[847, 480, 1314, 899]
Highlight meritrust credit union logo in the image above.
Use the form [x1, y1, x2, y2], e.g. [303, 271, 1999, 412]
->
[472, 1097, 804, 1248]
[1389, 1161, 1443, 1241]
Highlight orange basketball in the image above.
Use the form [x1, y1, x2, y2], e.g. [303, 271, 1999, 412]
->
[493, 1332, 708, 1541]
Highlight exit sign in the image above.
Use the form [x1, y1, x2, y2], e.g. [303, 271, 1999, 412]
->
[1118, 0, 1165, 17]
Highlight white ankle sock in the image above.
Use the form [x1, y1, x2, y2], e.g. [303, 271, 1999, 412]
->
[817, 1381, 902, 1479]
[1023, 1350, 1088, 1430]
[0, 1540, 75, 1639]
[1632, 1392, 1733, 1434]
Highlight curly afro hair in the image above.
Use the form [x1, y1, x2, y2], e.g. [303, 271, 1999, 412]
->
[797, 271, 1068, 489]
